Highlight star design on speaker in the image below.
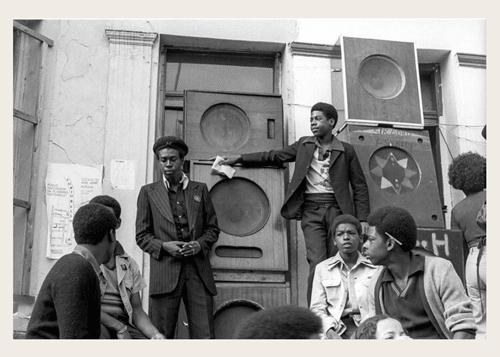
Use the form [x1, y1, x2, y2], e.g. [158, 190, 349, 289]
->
[370, 151, 418, 195]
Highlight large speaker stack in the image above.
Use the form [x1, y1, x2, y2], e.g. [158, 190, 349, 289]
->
[336, 36, 464, 280]
[182, 90, 289, 338]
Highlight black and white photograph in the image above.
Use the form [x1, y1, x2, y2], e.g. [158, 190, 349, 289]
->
[7, 5, 494, 355]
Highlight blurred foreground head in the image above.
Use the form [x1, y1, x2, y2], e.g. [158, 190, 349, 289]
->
[233, 305, 322, 339]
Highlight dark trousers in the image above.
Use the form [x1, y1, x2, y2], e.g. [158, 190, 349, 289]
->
[301, 198, 342, 306]
[150, 259, 215, 339]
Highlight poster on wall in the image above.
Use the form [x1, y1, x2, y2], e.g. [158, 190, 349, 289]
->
[45, 163, 103, 259]
[110, 159, 135, 190]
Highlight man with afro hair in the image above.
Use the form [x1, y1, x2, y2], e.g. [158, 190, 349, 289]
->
[26, 203, 118, 338]
[233, 305, 323, 339]
[362, 206, 476, 339]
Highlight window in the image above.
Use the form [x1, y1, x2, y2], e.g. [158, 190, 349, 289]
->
[165, 50, 276, 94]
[159, 47, 280, 176]
[13, 21, 53, 295]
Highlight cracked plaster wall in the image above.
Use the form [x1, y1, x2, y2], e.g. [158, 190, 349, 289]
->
[28, 18, 299, 296]
[48, 21, 110, 166]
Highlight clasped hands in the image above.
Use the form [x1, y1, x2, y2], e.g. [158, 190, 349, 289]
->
[163, 241, 201, 258]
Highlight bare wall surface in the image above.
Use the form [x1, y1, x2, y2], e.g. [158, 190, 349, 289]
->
[28, 19, 299, 294]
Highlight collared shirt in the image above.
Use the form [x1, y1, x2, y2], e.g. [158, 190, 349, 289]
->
[165, 173, 191, 242]
[305, 138, 334, 194]
[381, 253, 440, 339]
[310, 252, 379, 335]
[163, 172, 189, 191]
[99, 242, 147, 325]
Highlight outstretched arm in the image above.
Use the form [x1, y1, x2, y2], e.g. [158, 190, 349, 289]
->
[220, 155, 242, 166]
[221, 139, 303, 167]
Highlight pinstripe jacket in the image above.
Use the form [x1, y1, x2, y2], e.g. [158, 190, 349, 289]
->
[135, 179, 220, 296]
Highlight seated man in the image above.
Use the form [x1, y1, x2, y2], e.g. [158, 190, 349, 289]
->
[89, 195, 165, 339]
[354, 314, 411, 340]
[310, 214, 380, 339]
[233, 305, 323, 339]
[363, 206, 477, 339]
[26, 203, 118, 338]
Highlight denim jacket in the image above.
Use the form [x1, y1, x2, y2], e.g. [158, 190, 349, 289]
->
[310, 252, 380, 335]
[100, 242, 146, 325]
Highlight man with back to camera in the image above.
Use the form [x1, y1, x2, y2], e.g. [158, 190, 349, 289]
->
[222, 102, 370, 305]
[136, 136, 220, 339]
[233, 305, 324, 339]
[25, 203, 118, 339]
[363, 205, 477, 339]
[89, 195, 165, 339]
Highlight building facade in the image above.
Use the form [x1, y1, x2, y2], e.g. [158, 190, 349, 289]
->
[13, 18, 486, 337]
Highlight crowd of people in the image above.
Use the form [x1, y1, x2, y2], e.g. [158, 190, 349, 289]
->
[25, 103, 486, 340]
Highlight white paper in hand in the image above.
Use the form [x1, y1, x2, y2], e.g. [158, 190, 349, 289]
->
[211, 156, 236, 179]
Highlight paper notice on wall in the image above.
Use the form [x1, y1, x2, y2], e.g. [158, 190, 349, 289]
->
[110, 159, 135, 190]
[45, 163, 103, 259]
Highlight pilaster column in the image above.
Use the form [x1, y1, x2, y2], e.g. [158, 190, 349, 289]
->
[103, 29, 158, 259]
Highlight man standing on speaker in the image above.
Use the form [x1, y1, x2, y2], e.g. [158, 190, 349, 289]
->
[136, 136, 220, 338]
[221, 102, 370, 306]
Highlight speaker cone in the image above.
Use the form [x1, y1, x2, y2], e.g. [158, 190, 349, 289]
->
[358, 55, 406, 99]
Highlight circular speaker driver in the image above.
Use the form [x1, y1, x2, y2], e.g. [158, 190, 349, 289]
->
[210, 177, 270, 237]
[200, 103, 250, 152]
[358, 55, 406, 99]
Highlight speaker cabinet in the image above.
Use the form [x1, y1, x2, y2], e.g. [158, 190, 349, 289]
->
[416, 228, 465, 283]
[184, 90, 283, 160]
[175, 282, 290, 339]
[191, 161, 288, 271]
[213, 282, 290, 338]
[337, 125, 444, 228]
[340, 36, 424, 128]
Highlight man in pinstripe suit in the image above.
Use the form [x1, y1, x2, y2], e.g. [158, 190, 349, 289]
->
[136, 136, 220, 339]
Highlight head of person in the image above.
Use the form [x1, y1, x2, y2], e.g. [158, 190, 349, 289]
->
[310, 102, 338, 138]
[89, 195, 122, 229]
[355, 314, 411, 340]
[73, 203, 118, 264]
[363, 206, 417, 265]
[331, 214, 362, 255]
[447, 151, 486, 196]
[233, 305, 323, 339]
[152, 136, 189, 181]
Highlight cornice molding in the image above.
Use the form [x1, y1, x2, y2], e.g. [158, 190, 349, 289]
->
[289, 42, 342, 59]
[106, 30, 157, 47]
[456, 52, 486, 69]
